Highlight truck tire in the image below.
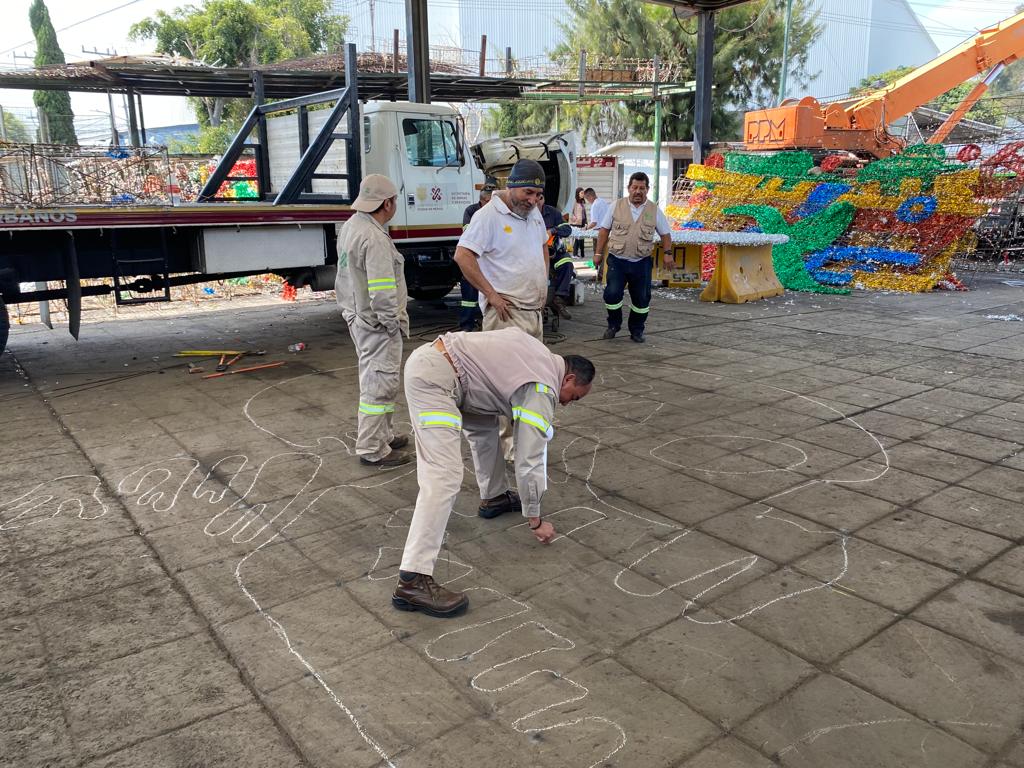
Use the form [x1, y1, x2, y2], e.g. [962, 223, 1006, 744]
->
[0, 296, 8, 357]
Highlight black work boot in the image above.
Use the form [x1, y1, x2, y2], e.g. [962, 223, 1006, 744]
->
[478, 489, 522, 519]
[392, 573, 469, 618]
[602, 327, 618, 339]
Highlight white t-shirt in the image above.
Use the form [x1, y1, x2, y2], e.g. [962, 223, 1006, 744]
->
[458, 192, 548, 311]
[588, 197, 610, 228]
[598, 199, 673, 235]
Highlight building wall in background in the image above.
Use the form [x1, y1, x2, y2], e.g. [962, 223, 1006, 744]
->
[792, 0, 938, 101]
[336, 0, 567, 64]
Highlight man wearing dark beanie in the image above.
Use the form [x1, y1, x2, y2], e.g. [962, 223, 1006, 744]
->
[454, 158, 549, 340]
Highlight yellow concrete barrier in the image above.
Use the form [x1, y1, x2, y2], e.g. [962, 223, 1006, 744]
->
[700, 243, 784, 303]
[653, 243, 703, 288]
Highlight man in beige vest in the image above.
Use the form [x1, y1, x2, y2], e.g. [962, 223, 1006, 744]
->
[594, 171, 674, 343]
[335, 174, 412, 467]
[392, 328, 596, 617]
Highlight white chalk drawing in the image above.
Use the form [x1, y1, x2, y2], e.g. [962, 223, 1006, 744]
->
[7, 353, 1005, 767]
[118, 448, 405, 767]
[0, 474, 108, 530]
[424, 587, 627, 768]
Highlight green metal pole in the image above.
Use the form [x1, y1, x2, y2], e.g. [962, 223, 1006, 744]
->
[653, 98, 662, 203]
[652, 54, 662, 203]
[778, 0, 794, 104]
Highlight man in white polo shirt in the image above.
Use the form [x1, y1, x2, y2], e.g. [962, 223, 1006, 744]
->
[454, 159, 549, 341]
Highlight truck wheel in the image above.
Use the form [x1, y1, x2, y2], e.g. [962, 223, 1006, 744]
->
[0, 297, 8, 356]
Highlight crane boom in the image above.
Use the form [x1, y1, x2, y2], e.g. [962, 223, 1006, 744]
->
[744, 9, 1024, 158]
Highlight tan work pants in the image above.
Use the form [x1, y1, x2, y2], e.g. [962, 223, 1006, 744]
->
[482, 304, 543, 341]
[482, 304, 542, 460]
[400, 343, 507, 575]
[346, 318, 402, 462]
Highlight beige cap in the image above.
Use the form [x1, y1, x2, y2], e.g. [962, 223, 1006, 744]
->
[352, 174, 398, 212]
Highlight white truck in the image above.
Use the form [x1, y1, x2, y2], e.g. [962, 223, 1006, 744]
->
[0, 46, 576, 353]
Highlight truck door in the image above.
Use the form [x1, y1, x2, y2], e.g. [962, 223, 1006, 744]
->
[471, 132, 577, 213]
[396, 113, 475, 237]
[361, 108, 407, 229]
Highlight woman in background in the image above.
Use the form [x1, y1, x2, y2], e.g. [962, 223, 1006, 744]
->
[569, 186, 587, 260]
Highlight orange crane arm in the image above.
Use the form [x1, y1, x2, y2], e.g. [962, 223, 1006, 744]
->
[827, 10, 1024, 132]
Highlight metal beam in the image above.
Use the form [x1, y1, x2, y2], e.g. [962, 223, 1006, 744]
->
[125, 86, 140, 147]
[692, 10, 714, 164]
[405, 0, 430, 103]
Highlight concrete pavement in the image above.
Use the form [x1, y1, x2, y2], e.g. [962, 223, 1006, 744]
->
[3, 276, 1024, 767]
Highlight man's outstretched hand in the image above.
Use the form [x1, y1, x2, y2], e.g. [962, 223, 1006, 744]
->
[528, 518, 556, 543]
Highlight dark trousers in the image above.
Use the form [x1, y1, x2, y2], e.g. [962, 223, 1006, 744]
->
[603, 254, 651, 335]
[551, 254, 575, 298]
[572, 238, 586, 259]
[459, 278, 481, 331]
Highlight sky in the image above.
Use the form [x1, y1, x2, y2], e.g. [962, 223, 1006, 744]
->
[0, 0, 1019, 140]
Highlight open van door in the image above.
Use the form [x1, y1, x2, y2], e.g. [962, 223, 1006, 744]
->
[471, 132, 577, 212]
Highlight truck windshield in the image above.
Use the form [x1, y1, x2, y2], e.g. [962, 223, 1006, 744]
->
[402, 119, 461, 167]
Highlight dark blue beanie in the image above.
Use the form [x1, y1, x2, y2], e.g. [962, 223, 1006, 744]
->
[507, 158, 546, 189]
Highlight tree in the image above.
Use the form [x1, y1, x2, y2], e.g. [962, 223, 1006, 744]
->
[130, 0, 349, 151]
[29, 0, 77, 145]
[486, 0, 819, 143]
[0, 112, 33, 143]
[853, 66, 1007, 128]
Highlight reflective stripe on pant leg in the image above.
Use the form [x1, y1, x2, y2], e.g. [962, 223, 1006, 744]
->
[401, 346, 464, 576]
[627, 257, 653, 335]
[349, 322, 401, 460]
[603, 255, 625, 330]
[459, 278, 480, 328]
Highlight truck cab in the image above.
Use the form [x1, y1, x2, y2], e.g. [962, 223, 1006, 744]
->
[384, 104, 575, 298]
[265, 100, 576, 298]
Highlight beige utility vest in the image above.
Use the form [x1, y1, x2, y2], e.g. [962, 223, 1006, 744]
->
[606, 198, 658, 261]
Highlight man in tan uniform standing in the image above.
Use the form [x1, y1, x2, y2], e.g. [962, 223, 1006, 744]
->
[594, 171, 674, 343]
[392, 328, 596, 617]
[335, 174, 412, 467]
[454, 158, 549, 341]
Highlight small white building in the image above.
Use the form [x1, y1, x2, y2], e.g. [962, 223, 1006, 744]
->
[591, 141, 737, 206]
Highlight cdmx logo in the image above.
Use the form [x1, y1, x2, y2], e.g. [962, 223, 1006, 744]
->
[745, 117, 788, 145]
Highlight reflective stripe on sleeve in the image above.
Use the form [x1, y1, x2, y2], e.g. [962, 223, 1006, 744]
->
[553, 257, 574, 269]
[535, 383, 552, 394]
[418, 411, 462, 429]
[359, 401, 395, 415]
[460, 300, 478, 308]
[512, 406, 554, 440]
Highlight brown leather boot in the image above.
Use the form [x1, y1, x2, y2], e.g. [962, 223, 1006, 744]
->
[552, 295, 572, 319]
[392, 573, 469, 618]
